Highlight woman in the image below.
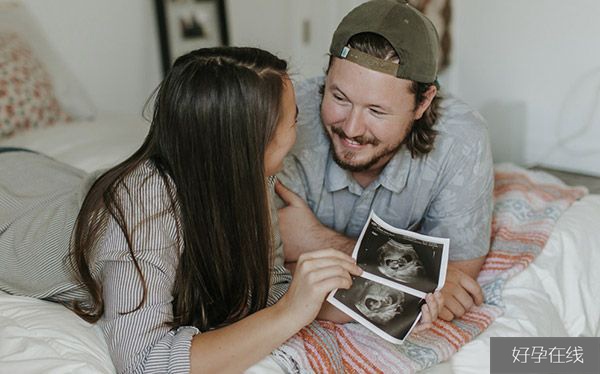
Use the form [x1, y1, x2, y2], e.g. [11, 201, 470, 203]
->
[67, 47, 366, 373]
[0, 47, 440, 373]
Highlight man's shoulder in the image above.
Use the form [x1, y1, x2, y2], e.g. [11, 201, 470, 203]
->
[290, 76, 330, 157]
[437, 95, 487, 133]
[434, 95, 490, 151]
[294, 76, 324, 103]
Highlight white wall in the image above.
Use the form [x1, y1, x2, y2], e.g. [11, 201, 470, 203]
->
[22, 0, 163, 116]
[226, 0, 292, 62]
[227, 0, 364, 80]
[20, 0, 600, 175]
[22, 0, 348, 114]
[451, 0, 600, 175]
[20, 0, 363, 116]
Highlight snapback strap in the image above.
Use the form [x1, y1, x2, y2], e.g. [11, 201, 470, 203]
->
[339, 46, 398, 77]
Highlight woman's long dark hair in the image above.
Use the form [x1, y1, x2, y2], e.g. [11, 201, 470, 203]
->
[70, 47, 288, 332]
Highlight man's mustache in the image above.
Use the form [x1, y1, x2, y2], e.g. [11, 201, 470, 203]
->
[330, 126, 381, 146]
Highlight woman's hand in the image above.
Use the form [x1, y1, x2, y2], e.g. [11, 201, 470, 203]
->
[413, 291, 444, 333]
[277, 248, 362, 329]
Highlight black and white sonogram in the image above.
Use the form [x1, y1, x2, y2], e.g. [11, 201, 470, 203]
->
[332, 277, 424, 341]
[376, 239, 425, 283]
[356, 220, 444, 293]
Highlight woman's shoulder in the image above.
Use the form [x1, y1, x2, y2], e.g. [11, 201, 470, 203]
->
[119, 159, 172, 188]
[98, 160, 181, 258]
[116, 160, 178, 214]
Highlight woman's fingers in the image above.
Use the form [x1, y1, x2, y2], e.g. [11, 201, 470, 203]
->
[315, 274, 354, 293]
[434, 291, 444, 318]
[298, 248, 353, 262]
[303, 265, 352, 286]
[414, 303, 432, 333]
[297, 249, 362, 276]
[424, 292, 442, 321]
[414, 291, 444, 333]
[421, 303, 431, 324]
[297, 256, 361, 277]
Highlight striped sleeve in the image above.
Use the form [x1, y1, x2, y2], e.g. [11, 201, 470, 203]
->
[267, 176, 291, 307]
[94, 163, 198, 374]
[0, 152, 94, 301]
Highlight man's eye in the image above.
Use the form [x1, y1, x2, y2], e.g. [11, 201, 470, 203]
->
[333, 94, 345, 101]
[369, 108, 385, 116]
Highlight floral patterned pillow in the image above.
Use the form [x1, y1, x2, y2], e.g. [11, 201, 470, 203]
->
[0, 32, 71, 138]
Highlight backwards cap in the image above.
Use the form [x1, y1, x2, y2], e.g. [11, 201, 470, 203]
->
[329, 0, 440, 83]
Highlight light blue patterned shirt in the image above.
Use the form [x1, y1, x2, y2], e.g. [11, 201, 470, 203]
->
[277, 77, 494, 261]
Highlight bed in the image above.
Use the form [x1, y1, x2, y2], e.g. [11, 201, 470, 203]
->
[1, 127, 599, 373]
[1, 1, 600, 373]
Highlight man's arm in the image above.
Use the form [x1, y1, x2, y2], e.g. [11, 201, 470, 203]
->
[439, 256, 486, 321]
[275, 180, 355, 260]
[276, 181, 486, 322]
[276, 181, 358, 324]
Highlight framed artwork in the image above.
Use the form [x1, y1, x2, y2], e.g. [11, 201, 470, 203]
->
[154, 0, 229, 75]
[408, 0, 452, 71]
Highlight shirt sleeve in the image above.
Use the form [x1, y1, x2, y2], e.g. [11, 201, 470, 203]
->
[267, 264, 292, 307]
[274, 77, 324, 211]
[421, 111, 495, 261]
[266, 176, 292, 305]
[275, 155, 310, 210]
[95, 169, 199, 374]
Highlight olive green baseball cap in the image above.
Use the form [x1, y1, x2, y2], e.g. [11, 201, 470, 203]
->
[330, 0, 440, 83]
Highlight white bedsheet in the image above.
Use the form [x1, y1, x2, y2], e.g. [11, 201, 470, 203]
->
[1, 118, 599, 373]
[0, 115, 149, 172]
[423, 194, 600, 374]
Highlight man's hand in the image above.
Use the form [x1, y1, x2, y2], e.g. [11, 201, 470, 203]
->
[275, 181, 354, 261]
[439, 257, 486, 321]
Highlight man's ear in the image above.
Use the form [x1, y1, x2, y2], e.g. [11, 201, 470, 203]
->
[414, 84, 438, 120]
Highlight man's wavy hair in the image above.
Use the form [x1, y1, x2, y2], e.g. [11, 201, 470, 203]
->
[324, 32, 441, 158]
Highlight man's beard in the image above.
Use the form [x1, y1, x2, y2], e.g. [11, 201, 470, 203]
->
[326, 125, 407, 172]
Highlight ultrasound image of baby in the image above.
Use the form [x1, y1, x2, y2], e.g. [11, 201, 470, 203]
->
[377, 239, 425, 283]
[354, 281, 405, 324]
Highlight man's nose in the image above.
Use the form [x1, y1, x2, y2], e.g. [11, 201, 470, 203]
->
[341, 108, 366, 138]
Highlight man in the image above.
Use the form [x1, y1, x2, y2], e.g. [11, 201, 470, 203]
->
[276, 0, 493, 321]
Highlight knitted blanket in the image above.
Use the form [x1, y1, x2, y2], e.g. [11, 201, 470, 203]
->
[272, 164, 588, 373]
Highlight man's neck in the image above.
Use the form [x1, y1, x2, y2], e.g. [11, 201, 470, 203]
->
[352, 169, 382, 189]
[350, 154, 394, 189]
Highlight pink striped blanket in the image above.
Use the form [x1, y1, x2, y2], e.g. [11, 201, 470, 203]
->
[272, 164, 588, 373]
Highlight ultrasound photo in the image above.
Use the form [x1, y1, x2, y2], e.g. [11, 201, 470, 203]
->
[355, 220, 445, 293]
[331, 277, 424, 343]
[328, 212, 449, 344]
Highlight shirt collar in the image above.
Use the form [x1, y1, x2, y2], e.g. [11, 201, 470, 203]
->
[325, 147, 411, 194]
[325, 152, 356, 193]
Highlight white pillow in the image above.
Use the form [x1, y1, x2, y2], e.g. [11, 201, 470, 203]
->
[0, 1, 95, 120]
[0, 291, 115, 373]
[529, 194, 600, 337]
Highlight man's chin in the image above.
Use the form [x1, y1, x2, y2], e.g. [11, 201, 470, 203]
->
[332, 152, 376, 173]
[332, 145, 399, 173]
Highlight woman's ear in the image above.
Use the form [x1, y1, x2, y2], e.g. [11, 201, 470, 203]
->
[414, 84, 438, 120]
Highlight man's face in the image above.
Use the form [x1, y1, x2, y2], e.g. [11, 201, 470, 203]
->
[321, 58, 423, 173]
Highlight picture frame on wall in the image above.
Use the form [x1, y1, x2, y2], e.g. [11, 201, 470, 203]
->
[154, 0, 229, 75]
[408, 0, 452, 71]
